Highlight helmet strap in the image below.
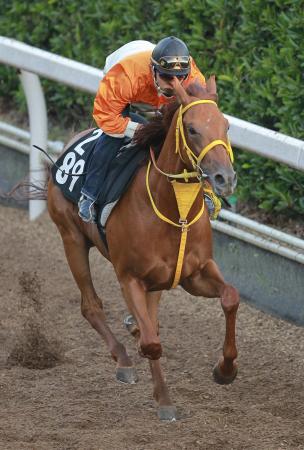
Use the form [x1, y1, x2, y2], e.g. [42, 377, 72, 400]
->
[152, 67, 173, 98]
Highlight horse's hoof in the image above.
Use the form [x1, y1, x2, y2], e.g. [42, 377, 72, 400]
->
[213, 362, 238, 385]
[157, 406, 178, 422]
[123, 314, 139, 337]
[116, 367, 138, 384]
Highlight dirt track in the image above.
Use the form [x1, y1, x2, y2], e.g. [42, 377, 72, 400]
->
[1, 204, 304, 450]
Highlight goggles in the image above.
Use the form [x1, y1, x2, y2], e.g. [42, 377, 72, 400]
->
[152, 55, 190, 71]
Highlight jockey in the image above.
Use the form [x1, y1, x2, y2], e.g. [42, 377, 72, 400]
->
[78, 36, 216, 223]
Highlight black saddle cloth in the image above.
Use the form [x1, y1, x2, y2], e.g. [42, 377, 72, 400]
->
[51, 128, 148, 244]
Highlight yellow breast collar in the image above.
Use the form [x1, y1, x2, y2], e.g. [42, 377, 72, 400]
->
[146, 161, 204, 288]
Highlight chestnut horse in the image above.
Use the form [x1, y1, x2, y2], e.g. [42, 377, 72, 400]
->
[47, 76, 239, 421]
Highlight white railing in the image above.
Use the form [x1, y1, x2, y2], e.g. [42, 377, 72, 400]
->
[0, 37, 103, 92]
[1, 37, 304, 170]
[0, 36, 103, 219]
[226, 114, 304, 171]
[0, 36, 304, 262]
[0, 121, 63, 155]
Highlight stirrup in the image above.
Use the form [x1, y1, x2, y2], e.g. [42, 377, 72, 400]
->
[203, 191, 221, 220]
[78, 195, 97, 223]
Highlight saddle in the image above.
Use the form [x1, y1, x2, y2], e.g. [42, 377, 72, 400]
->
[51, 128, 148, 244]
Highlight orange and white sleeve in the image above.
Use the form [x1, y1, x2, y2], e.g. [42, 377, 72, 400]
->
[93, 64, 139, 138]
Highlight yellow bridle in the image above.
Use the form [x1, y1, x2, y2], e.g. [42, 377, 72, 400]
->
[176, 99, 234, 168]
[146, 99, 234, 288]
[150, 99, 234, 182]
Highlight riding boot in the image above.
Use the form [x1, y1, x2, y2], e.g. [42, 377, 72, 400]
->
[78, 109, 147, 223]
[78, 194, 97, 223]
[79, 133, 124, 222]
[204, 193, 217, 220]
[203, 182, 222, 220]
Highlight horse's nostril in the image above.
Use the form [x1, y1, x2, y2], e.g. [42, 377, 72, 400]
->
[214, 174, 225, 186]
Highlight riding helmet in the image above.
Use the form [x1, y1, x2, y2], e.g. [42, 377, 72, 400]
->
[151, 36, 191, 77]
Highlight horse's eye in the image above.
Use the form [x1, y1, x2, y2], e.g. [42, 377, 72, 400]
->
[188, 126, 197, 136]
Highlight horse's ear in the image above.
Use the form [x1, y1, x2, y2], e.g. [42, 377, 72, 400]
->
[206, 75, 217, 95]
[173, 78, 189, 105]
[205, 75, 218, 102]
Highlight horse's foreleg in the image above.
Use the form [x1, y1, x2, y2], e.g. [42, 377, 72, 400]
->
[184, 259, 239, 384]
[124, 291, 177, 420]
[57, 223, 136, 383]
[147, 292, 177, 420]
[121, 278, 162, 360]
[213, 283, 239, 385]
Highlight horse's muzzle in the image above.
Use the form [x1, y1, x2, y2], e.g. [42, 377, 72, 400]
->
[207, 168, 237, 197]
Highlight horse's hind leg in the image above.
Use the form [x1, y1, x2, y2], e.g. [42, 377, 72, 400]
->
[54, 219, 137, 384]
[124, 291, 178, 421]
[184, 259, 239, 385]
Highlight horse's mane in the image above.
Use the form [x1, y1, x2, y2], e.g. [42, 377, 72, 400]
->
[133, 82, 217, 151]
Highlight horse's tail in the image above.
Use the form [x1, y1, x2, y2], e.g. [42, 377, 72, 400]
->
[0, 162, 51, 202]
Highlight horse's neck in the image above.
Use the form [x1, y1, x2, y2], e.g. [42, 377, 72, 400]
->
[145, 112, 202, 221]
[155, 114, 185, 175]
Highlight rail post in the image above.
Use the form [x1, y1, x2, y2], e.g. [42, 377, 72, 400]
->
[19, 70, 47, 220]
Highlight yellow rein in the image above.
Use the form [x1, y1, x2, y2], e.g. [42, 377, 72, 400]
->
[146, 99, 234, 288]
